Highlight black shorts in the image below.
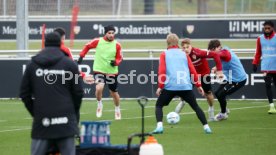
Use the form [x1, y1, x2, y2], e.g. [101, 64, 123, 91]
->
[94, 73, 118, 92]
[200, 75, 212, 93]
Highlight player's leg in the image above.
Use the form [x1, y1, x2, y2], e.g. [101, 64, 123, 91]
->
[175, 97, 185, 113]
[179, 90, 212, 134]
[265, 73, 276, 114]
[153, 89, 175, 134]
[214, 81, 229, 121]
[94, 73, 105, 118]
[202, 75, 215, 121]
[107, 75, 121, 120]
[215, 79, 246, 121]
[56, 137, 75, 155]
[31, 139, 49, 155]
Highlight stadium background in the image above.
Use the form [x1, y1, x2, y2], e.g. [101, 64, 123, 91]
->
[0, 0, 276, 155]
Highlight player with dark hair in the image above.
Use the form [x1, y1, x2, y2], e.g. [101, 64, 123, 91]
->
[252, 20, 276, 114]
[174, 38, 224, 121]
[54, 27, 94, 84]
[153, 33, 212, 134]
[77, 25, 123, 120]
[54, 27, 73, 59]
[208, 39, 247, 121]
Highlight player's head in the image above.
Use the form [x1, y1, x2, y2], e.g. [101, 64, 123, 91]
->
[45, 32, 61, 47]
[166, 33, 179, 47]
[208, 39, 221, 52]
[104, 25, 116, 41]
[263, 20, 274, 37]
[54, 27, 66, 41]
[181, 38, 192, 54]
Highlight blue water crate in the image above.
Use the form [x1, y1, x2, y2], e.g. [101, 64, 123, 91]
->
[80, 121, 111, 148]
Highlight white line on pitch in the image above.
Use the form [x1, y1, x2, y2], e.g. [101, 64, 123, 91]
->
[0, 105, 268, 133]
[0, 128, 31, 133]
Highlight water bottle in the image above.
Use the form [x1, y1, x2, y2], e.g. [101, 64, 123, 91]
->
[80, 125, 85, 143]
[139, 136, 164, 155]
[98, 124, 105, 144]
[91, 124, 97, 144]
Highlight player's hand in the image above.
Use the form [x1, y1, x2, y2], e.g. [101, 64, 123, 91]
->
[211, 67, 217, 73]
[77, 57, 83, 64]
[156, 88, 162, 96]
[83, 74, 94, 85]
[253, 64, 257, 73]
[216, 70, 224, 80]
[197, 87, 205, 96]
[110, 60, 116, 67]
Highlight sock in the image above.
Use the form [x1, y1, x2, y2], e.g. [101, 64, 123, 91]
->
[203, 124, 210, 130]
[115, 106, 120, 112]
[208, 106, 214, 111]
[97, 100, 103, 107]
[157, 122, 163, 128]
[269, 103, 275, 108]
[208, 106, 214, 118]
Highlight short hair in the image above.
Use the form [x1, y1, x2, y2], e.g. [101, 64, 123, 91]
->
[104, 25, 116, 34]
[181, 38, 191, 46]
[54, 27, 66, 37]
[208, 39, 221, 50]
[45, 32, 61, 47]
[166, 33, 179, 47]
[263, 20, 274, 28]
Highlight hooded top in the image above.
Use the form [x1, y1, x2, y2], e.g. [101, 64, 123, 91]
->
[20, 46, 83, 139]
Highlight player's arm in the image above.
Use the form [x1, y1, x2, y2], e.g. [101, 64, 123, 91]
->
[194, 48, 222, 71]
[252, 37, 262, 72]
[157, 52, 166, 96]
[111, 42, 123, 66]
[217, 49, 231, 62]
[19, 64, 34, 117]
[78, 38, 100, 64]
[187, 55, 204, 96]
[60, 45, 73, 60]
[252, 37, 262, 65]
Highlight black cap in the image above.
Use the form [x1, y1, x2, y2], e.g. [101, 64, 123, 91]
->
[104, 25, 116, 34]
[45, 32, 61, 47]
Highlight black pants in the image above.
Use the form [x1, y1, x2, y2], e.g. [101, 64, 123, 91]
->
[264, 73, 276, 104]
[215, 79, 247, 113]
[155, 89, 207, 125]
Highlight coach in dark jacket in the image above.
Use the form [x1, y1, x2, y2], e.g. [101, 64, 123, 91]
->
[20, 32, 83, 155]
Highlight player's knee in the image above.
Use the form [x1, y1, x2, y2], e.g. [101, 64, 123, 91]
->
[205, 91, 212, 95]
[109, 87, 118, 93]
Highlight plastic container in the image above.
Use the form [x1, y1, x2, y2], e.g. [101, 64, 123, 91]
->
[80, 121, 111, 148]
[139, 136, 164, 155]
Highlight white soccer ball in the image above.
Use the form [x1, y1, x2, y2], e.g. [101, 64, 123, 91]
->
[166, 112, 180, 125]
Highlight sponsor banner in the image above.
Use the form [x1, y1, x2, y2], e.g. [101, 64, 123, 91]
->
[0, 59, 268, 99]
[0, 19, 275, 39]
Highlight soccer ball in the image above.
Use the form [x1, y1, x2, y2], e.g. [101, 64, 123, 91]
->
[166, 112, 180, 125]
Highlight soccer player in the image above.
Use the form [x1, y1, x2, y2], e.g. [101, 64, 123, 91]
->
[77, 25, 123, 120]
[153, 33, 212, 134]
[175, 38, 224, 121]
[208, 39, 247, 121]
[252, 20, 276, 114]
[54, 27, 94, 84]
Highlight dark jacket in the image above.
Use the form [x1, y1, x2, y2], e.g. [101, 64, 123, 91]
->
[19, 47, 83, 139]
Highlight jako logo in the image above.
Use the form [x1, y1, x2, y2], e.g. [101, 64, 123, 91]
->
[42, 117, 68, 127]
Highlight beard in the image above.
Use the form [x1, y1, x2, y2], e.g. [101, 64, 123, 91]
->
[264, 31, 273, 37]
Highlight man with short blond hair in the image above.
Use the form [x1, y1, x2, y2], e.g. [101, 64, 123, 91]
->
[153, 33, 212, 134]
